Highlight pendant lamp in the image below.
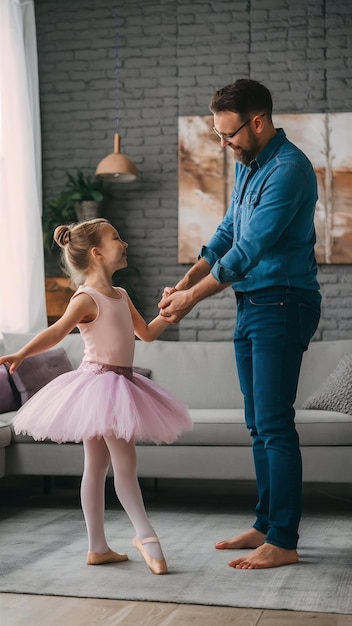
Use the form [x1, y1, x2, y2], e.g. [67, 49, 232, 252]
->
[95, 132, 138, 183]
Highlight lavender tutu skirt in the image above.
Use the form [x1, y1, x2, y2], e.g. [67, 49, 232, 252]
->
[12, 361, 193, 444]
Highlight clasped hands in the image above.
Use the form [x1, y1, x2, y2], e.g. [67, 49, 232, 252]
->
[158, 287, 194, 323]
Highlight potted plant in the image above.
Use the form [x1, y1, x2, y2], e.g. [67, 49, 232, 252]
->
[42, 169, 110, 251]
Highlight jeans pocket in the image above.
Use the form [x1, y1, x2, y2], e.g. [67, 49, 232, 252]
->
[249, 293, 286, 307]
[298, 302, 320, 348]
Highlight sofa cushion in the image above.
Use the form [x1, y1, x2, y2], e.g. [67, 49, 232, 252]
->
[0, 420, 12, 447]
[171, 409, 352, 447]
[302, 353, 352, 417]
[10, 348, 73, 404]
[177, 409, 251, 445]
[0, 364, 21, 413]
[295, 409, 352, 445]
[0, 411, 17, 426]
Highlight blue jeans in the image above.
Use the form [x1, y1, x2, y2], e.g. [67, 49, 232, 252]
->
[234, 288, 321, 549]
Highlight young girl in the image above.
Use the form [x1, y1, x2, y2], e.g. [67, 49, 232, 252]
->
[0, 218, 192, 575]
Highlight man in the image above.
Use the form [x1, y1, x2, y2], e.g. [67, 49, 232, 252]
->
[159, 79, 321, 569]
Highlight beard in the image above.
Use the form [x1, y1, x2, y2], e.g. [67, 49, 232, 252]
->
[230, 129, 261, 165]
[231, 148, 254, 165]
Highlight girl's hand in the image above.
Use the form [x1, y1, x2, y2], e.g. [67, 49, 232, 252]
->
[160, 286, 177, 302]
[0, 353, 24, 374]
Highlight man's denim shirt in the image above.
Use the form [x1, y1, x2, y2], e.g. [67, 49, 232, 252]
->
[200, 129, 320, 294]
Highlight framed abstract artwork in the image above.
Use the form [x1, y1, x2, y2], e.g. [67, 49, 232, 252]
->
[178, 113, 352, 264]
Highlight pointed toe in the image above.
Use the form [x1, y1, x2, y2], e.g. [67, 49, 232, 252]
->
[132, 536, 168, 575]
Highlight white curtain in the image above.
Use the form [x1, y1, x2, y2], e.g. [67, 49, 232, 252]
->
[0, 0, 47, 334]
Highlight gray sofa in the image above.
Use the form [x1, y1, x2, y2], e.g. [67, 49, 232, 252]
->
[1, 333, 352, 483]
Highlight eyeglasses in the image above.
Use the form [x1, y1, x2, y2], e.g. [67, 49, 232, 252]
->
[213, 114, 265, 142]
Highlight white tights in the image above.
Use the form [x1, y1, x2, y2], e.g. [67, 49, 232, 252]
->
[80, 436, 164, 559]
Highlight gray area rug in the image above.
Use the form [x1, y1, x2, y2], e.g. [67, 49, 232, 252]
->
[0, 500, 351, 614]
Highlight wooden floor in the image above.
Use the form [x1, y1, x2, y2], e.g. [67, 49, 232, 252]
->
[1, 477, 351, 625]
[1, 593, 351, 625]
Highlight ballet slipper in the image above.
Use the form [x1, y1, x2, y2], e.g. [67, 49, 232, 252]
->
[132, 536, 168, 575]
[86, 548, 128, 565]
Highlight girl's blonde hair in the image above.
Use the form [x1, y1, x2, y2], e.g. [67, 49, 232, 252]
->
[54, 218, 109, 287]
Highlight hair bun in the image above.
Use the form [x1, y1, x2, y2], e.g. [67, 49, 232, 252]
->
[54, 225, 71, 247]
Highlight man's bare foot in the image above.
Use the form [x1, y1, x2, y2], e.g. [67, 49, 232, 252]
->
[228, 543, 299, 569]
[215, 528, 266, 550]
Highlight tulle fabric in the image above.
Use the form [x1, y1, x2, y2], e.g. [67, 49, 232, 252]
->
[12, 361, 193, 444]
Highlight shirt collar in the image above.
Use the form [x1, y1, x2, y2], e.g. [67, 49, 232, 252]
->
[250, 128, 287, 170]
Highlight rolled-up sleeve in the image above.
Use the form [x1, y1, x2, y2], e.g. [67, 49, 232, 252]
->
[199, 244, 245, 284]
[211, 259, 246, 283]
[198, 245, 219, 266]
[198, 201, 237, 283]
[199, 196, 247, 284]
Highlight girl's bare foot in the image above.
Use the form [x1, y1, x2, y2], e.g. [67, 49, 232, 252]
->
[215, 528, 266, 550]
[228, 543, 299, 569]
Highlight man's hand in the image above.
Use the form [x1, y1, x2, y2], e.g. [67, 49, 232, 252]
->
[158, 289, 194, 323]
[159, 274, 229, 323]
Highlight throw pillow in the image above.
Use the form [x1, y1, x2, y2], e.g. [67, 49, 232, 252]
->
[302, 353, 352, 415]
[10, 348, 73, 404]
[0, 364, 21, 413]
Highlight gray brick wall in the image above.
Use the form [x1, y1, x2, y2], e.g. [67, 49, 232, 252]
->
[36, 0, 352, 341]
